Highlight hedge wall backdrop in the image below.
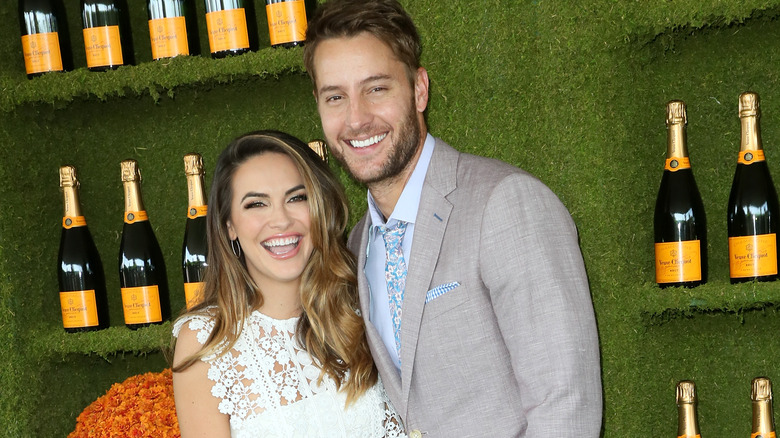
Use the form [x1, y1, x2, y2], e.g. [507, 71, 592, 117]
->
[3, 0, 780, 436]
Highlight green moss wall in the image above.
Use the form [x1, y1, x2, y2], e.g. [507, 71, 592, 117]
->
[3, 0, 780, 436]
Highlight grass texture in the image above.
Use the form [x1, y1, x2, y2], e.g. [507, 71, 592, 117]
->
[4, 0, 780, 436]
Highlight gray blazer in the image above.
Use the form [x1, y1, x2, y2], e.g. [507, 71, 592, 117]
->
[348, 138, 603, 437]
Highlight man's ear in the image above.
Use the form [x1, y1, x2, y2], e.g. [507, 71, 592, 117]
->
[415, 67, 430, 113]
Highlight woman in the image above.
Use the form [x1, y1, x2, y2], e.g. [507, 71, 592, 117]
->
[172, 130, 406, 437]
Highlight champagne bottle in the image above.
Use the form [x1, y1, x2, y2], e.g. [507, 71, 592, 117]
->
[307, 139, 328, 163]
[118, 159, 170, 329]
[654, 100, 707, 288]
[182, 153, 208, 310]
[19, 0, 72, 78]
[58, 165, 110, 332]
[676, 380, 701, 438]
[265, 0, 307, 48]
[147, 0, 200, 60]
[204, 0, 253, 58]
[81, 0, 134, 71]
[728, 92, 780, 283]
[751, 377, 777, 438]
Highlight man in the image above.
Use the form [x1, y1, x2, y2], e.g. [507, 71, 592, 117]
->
[303, 1, 603, 436]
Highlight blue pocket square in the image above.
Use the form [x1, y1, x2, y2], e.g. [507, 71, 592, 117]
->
[425, 282, 460, 303]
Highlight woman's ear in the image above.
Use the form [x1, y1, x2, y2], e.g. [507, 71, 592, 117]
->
[227, 220, 237, 241]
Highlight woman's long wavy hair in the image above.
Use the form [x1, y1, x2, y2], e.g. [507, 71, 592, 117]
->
[172, 130, 377, 404]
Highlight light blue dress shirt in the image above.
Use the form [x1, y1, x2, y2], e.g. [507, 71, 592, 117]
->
[365, 134, 436, 372]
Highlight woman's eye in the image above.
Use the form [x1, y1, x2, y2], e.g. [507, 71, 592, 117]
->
[244, 200, 266, 209]
[289, 193, 308, 203]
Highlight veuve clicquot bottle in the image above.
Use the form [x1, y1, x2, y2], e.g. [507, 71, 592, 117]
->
[751, 377, 777, 438]
[204, 0, 253, 58]
[119, 159, 170, 330]
[265, 0, 307, 48]
[147, 0, 200, 60]
[654, 100, 707, 288]
[19, 0, 72, 78]
[58, 165, 110, 332]
[81, 0, 134, 71]
[182, 153, 208, 310]
[676, 380, 701, 438]
[728, 92, 780, 283]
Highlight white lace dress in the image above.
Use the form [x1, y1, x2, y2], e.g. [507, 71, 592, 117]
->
[173, 310, 407, 438]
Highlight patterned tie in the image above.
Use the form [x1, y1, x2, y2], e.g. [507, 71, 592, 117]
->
[381, 221, 408, 358]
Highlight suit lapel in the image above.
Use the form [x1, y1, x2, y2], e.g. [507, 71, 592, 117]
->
[351, 213, 403, 405]
[399, 139, 458, 415]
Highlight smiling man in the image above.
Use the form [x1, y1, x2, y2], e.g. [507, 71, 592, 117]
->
[303, 1, 603, 436]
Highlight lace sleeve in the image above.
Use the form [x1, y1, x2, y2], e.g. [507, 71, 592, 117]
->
[172, 313, 216, 346]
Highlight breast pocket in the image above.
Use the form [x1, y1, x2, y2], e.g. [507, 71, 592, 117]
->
[423, 281, 468, 320]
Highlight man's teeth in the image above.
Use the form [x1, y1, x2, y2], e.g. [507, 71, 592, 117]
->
[350, 133, 387, 148]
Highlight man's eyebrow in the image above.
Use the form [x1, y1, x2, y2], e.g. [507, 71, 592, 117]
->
[317, 74, 393, 96]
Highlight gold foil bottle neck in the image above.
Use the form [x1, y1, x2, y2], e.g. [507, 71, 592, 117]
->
[59, 165, 79, 189]
[308, 139, 329, 163]
[753, 377, 773, 401]
[740, 92, 761, 118]
[184, 153, 204, 176]
[666, 100, 687, 126]
[120, 159, 141, 183]
[677, 380, 696, 404]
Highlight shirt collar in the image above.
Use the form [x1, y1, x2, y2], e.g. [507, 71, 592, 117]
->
[367, 133, 436, 229]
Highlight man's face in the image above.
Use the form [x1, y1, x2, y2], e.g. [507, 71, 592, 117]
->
[312, 32, 428, 186]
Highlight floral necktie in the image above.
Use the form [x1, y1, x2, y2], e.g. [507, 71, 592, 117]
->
[381, 221, 408, 359]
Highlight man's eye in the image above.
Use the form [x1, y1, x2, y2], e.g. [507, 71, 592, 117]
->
[325, 95, 342, 103]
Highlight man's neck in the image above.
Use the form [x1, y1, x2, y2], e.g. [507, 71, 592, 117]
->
[368, 132, 427, 220]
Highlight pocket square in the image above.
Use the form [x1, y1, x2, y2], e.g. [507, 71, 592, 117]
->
[425, 281, 460, 303]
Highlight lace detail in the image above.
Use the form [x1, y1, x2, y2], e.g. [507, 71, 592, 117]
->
[173, 310, 406, 438]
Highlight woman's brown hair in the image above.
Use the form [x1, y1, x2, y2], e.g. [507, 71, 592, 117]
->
[172, 130, 377, 405]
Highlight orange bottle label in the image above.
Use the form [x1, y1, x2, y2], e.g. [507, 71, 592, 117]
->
[739, 149, 766, 165]
[729, 234, 778, 278]
[124, 210, 149, 224]
[121, 285, 162, 324]
[678, 435, 701, 438]
[184, 281, 205, 310]
[62, 216, 87, 229]
[206, 9, 249, 53]
[83, 25, 123, 68]
[655, 240, 702, 283]
[149, 16, 189, 59]
[21, 32, 63, 74]
[664, 157, 691, 172]
[266, 0, 307, 45]
[751, 432, 776, 438]
[187, 205, 208, 219]
[60, 290, 99, 328]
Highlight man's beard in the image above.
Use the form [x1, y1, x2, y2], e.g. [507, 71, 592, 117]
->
[336, 106, 422, 186]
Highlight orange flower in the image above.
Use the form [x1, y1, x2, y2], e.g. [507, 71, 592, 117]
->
[69, 368, 180, 438]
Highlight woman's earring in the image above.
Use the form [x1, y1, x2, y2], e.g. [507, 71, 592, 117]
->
[231, 239, 242, 258]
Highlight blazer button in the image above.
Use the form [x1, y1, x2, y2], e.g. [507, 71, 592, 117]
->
[409, 430, 423, 438]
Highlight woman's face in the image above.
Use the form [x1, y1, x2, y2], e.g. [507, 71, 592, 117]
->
[226, 152, 313, 293]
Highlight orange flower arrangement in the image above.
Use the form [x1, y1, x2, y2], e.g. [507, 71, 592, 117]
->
[69, 368, 180, 438]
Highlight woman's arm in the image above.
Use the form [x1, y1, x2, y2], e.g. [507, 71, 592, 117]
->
[173, 324, 231, 438]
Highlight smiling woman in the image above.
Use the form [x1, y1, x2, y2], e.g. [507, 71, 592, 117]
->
[170, 130, 407, 438]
